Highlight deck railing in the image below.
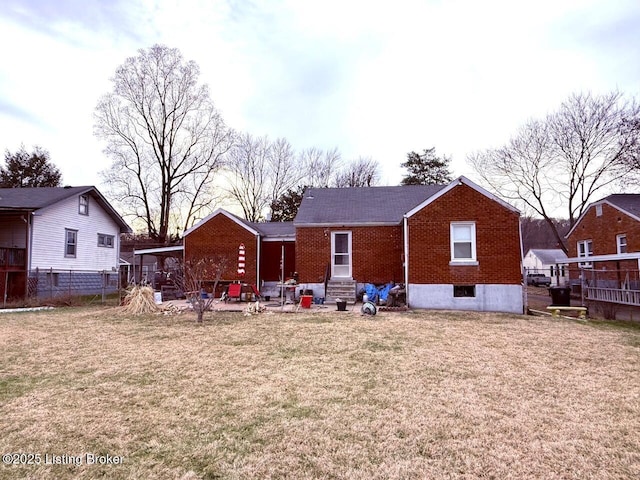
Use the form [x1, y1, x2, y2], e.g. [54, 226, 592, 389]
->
[586, 286, 640, 306]
[0, 248, 26, 268]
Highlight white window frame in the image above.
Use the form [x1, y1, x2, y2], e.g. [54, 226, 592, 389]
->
[450, 222, 477, 264]
[577, 239, 593, 268]
[617, 234, 627, 254]
[595, 204, 603, 217]
[65, 229, 78, 258]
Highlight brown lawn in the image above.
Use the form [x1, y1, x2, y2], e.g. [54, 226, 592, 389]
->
[0, 307, 639, 479]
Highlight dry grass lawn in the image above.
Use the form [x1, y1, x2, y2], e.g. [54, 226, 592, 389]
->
[1, 307, 639, 479]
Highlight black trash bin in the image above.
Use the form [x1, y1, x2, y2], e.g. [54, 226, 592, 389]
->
[549, 286, 571, 306]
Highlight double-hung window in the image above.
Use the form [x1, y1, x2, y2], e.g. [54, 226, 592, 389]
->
[577, 240, 593, 267]
[79, 194, 89, 215]
[65, 229, 78, 257]
[617, 234, 627, 254]
[450, 222, 477, 264]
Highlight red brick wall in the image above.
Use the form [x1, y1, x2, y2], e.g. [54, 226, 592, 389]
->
[408, 184, 521, 284]
[261, 241, 296, 281]
[184, 214, 258, 284]
[296, 225, 404, 284]
[567, 203, 640, 275]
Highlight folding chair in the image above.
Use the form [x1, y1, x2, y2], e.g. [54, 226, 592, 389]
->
[225, 283, 242, 302]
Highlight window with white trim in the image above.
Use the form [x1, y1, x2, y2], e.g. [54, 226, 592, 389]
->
[577, 240, 593, 267]
[79, 194, 89, 215]
[65, 229, 77, 257]
[617, 234, 627, 254]
[98, 233, 115, 248]
[595, 204, 603, 217]
[450, 222, 476, 262]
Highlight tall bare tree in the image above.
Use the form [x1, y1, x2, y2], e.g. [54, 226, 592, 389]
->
[334, 156, 381, 187]
[94, 44, 233, 243]
[299, 146, 342, 188]
[469, 91, 639, 252]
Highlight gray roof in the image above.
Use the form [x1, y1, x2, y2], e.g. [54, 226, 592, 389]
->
[529, 249, 567, 264]
[0, 186, 131, 233]
[0, 186, 91, 209]
[294, 185, 447, 225]
[604, 194, 640, 218]
[252, 221, 295, 238]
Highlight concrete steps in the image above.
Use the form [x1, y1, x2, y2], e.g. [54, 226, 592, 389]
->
[326, 279, 357, 303]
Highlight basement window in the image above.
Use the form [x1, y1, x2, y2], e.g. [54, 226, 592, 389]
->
[453, 285, 476, 297]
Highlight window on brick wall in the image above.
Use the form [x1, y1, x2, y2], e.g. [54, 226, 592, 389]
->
[450, 222, 477, 263]
[577, 240, 593, 267]
[617, 234, 627, 254]
[453, 285, 476, 297]
[595, 204, 603, 217]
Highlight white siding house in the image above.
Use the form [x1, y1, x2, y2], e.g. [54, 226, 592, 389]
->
[0, 186, 130, 301]
[523, 249, 568, 286]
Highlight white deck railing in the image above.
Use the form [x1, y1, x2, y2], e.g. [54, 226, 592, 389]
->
[586, 287, 640, 306]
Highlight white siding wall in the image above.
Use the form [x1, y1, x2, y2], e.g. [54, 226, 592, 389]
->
[408, 284, 524, 314]
[30, 194, 121, 271]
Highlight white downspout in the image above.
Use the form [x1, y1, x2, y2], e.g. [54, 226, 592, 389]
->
[403, 215, 409, 307]
[256, 233, 261, 289]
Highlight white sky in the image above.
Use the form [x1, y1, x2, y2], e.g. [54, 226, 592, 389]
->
[1, 0, 639, 189]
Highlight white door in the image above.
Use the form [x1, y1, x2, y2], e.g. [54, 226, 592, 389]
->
[331, 231, 352, 278]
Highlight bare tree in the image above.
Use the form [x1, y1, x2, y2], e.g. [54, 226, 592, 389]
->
[334, 156, 381, 187]
[94, 44, 234, 243]
[469, 91, 638, 252]
[174, 256, 229, 323]
[225, 134, 303, 222]
[299, 146, 342, 188]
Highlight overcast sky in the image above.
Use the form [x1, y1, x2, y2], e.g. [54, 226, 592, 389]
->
[1, 0, 639, 189]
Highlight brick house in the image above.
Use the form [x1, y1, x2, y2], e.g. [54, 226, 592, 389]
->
[184, 177, 524, 313]
[565, 194, 640, 292]
[183, 209, 295, 293]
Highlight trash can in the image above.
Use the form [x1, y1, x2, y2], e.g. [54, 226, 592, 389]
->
[549, 286, 571, 306]
[336, 301, 347, 311]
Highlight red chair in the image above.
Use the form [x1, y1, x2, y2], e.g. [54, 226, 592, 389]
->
[225, 283, 242, 302]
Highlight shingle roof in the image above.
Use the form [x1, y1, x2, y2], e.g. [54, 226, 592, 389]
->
[604, 194, 640, 219]
[0, 186, 131, 233]
[0, 186, 91, 209]
[252, 221, 295, 238]
[294, 185, 447, 225]
[529, 249, 567, 264]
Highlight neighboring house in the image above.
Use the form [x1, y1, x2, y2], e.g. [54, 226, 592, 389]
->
[523, 249, 568, 286]
[0, 186, 131, 302]
[566, 194, 640, 293]
[184, 176, 524, 314]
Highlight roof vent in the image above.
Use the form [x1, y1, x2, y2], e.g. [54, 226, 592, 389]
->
[63, 185, 72, 189]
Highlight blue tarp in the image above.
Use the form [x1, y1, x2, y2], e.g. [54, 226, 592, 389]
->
[364, 282, 393, 303]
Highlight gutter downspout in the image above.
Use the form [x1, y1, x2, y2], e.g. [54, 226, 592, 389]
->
[403, 215, 409, 307]
[256, 233, 261, 291]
